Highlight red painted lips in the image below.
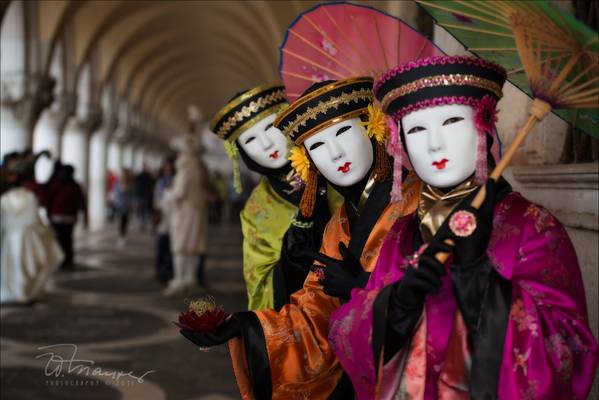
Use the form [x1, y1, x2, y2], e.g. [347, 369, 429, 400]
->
[432, 158, 449, 170]
[269, 150, 279, 159]
[338, 162, 352, 173]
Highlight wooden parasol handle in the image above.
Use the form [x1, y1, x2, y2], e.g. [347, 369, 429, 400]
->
[434, 98, 553, 264]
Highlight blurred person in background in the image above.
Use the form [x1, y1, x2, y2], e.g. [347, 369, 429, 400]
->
[195, 156, 210, 286]
[163, 136, 208, 295]
[153, 157, 176, 284]
[1, 159, 63, 304]
[106, 170, 118, 222]
[112, 169, 134, 247]
[44, 164, 87, 270]
[134, 165, 155, 232]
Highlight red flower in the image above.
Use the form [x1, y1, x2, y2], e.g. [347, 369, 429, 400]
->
[175, 307, 226, 332]
[474, 95, 498, 134]
[174, 297, 226, 332]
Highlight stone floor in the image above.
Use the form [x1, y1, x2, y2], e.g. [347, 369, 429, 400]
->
[1, 223, 247, 400]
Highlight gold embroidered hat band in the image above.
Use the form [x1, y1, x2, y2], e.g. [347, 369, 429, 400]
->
[209, 82, 288, 194]
[374, 56, 507, 120]
[274, 77, 374, 145]
[210, 81, 288, 143]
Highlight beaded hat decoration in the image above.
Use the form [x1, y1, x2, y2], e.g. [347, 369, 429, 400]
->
[209, 82, 288, 193]
[374, 55, 507, 201]
[275, 77, 391, 217]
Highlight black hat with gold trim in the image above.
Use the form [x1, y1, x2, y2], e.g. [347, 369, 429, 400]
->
[210, 81, 288, 192]
[374, 55, 507, 202]
[274, 76, 391, 217]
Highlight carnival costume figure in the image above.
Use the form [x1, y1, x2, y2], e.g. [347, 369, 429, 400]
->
[328, 56, 599, 399]
[209, 82, 335, 310]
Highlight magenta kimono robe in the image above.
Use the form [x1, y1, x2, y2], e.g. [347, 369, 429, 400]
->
[329, 192, 598, 399]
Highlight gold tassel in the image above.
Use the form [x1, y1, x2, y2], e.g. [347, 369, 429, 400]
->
[299, 168, 318, 218]
[373, 140, 391, 182]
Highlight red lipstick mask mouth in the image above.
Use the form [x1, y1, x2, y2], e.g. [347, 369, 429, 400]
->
[269, 151, 280, 159]
[337, 162, 352, 173]
[432, 159, 449, 170]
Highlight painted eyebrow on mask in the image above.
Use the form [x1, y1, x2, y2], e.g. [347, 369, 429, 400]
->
[336, 125, 351, 136]
[264, 123, 273, 131]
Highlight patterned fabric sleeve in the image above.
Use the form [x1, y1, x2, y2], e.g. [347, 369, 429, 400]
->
[239, 179, 296, 310]
[492, 195, 599, 399]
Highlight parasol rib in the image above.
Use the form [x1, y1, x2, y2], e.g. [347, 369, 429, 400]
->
[322, 8, 377, 72]
[547, 51, 583, 97]
[455, 0, 511, 24]
[439, 23, 515, 38]
[288, 30, 357, 75]
[561, 86, 599, 103]
[415, 37, 428, 60]
[280, 70, 320, 83]
[373, 15, 390, 71]
[303, 15, 365, 73]
[282, 48, 344, 79]
[350, 14, 380, 74]
[562, 75, 599, 98]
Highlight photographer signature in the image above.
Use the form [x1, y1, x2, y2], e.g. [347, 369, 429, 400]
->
[36, 344, 155, 384]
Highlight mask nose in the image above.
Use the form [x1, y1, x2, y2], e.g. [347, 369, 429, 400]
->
[258, 131, 274, 151]
[327, 138, 344, 162]
[428, 125, 445, 153]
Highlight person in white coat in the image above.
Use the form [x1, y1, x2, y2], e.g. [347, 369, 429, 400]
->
[163, 135, 208, 295]
[1, 163, 63, 304]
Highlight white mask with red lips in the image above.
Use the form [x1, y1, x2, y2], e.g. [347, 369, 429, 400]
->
[401, 104, 478, 188]
[237, 113, 290, 169]
[303, 117, 374, 187]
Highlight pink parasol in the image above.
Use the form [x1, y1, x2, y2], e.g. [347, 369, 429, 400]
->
[279, 2, 445, 102]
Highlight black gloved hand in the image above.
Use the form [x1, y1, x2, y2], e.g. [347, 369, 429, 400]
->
[435, 179, 497, 267]
[390, 234, 452, 310]
[180, 314, 242, 348]
[384, 234, 452, 361]
[281, 213, 318, 274]
[311, 242, 368, 301]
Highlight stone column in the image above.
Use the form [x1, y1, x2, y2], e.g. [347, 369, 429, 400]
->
[107, 139, 123, 175]
[122, 142, 134, 170]
[1, 0, 28, 158]
[60, 118, 88, 186]
[87, 116, 116, 231]
[32, 93, 75, 182]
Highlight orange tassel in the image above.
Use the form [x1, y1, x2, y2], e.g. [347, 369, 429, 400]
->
[299, 168, 318, 218]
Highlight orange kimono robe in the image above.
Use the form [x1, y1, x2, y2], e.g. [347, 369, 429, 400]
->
[228, 174, 421, 399]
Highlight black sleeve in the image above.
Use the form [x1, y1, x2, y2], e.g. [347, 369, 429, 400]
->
[235, 312, 272, 400]
[272, 260, 293, 310]
[469, 269, 512, 398]
[450, 255, 494, 344]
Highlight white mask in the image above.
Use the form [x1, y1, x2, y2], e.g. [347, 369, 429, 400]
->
[401, 104, 478, 188]
[303, 118, 373, 187]
[236, 113, 290, 169]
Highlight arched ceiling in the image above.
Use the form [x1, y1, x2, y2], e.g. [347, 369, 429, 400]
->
[30, 0, 420, 138]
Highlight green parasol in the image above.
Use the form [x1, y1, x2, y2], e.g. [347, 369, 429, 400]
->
[417, 0, 598, 139]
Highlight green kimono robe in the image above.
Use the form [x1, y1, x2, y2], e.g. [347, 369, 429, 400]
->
[240, 178, 297, 310]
